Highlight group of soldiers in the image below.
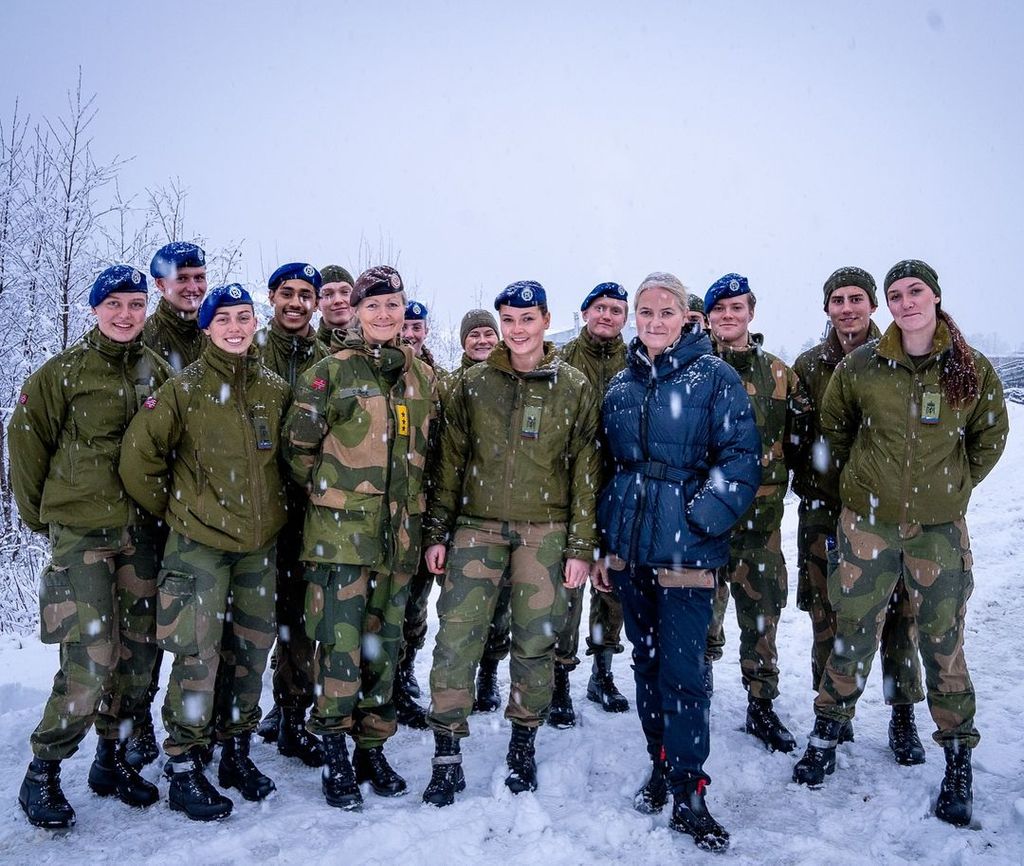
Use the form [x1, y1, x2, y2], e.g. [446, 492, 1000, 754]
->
[9, 241, 943, 831]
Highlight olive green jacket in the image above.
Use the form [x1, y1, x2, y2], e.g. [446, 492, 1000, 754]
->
[714, 334, 812, 534]
[821, 320, 1009, 526]
[438, 353, 477, 405]
[558, 327, 627, 396]
[119, 342, 291, 552]
[255, 319, 329, 387]
[792, 321, 882, 510]
[283, 334, 438, 573]
[424, 342, 601, 561]
[9, 327, 173, 533]
[141, 298, 207, 372]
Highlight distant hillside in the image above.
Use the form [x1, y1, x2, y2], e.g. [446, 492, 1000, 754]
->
[992, 354, 1024, 404]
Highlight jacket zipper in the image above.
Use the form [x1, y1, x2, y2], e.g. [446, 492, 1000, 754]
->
[238, 359, 264, 548]
[628, 370, 656, 567]
[503, 375, 522, 518]
[382, 376, 396, 568]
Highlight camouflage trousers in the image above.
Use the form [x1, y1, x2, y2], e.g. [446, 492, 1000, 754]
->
[269, 521, 317, 711]
[31, 523, 162, 760]
[554, 583, 625, 670]
[797, 498, 923, 703]
[815, 508, 979, 747]
[158, 531, 277, 755]
[428, 517, 570, 737]
[705, 528, 788, 701]
[304, 563, 411, 747]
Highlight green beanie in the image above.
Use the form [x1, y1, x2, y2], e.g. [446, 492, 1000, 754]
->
[687, 294, 705, 314]
[822, 266, 877, 311]
[884, 259, 941, 298]
[320, 264, 354, 286]
[459, 309, 499, 346]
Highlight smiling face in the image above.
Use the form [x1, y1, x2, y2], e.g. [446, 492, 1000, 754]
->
[499, 304, 550, 370]
[464, 325, 499, 361]
[886, 276, 939, 339]
[635, 287, 685, 357]
[827, 285, 876, 345]
[708, 296, 754, 349]
[156, 265, 208, 318]
[204, 304, 257, 354]
[582, 297, 628, 341]
[319, 280, 353, 328]
[269, 278, 317, 334]
[402, 318, 430, 356]
[92, 293, 148, 342]
[357, 291, 406, 344]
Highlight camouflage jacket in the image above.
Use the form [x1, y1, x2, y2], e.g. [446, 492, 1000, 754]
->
[438, 353, 477, 405]
[317, 320, 347, 346]
[424, 342, 601, 561]
[558, 327, 627, 396]
[119, 342, 291, 552]
[254, 319, 329, 387]
[141, 298, 207, 372]
[792, 321, 882, 509]
[283, 333, 438, 573]
[9, 327, 173, 534]
[822, 320, 1008, 526]
[714, 334, 812, 534]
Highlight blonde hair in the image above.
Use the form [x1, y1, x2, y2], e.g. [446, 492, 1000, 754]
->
[635, 272, 689, 313]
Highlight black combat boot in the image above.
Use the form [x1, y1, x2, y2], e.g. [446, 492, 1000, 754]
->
[745, 696, 797, 753]
[838, 719, 855, 744]
[935, 743, 973, 827]
[87, 737, 159, 807]
[165, 750, 233, 821]
[546, 664, 576, 729]
[633, 747, 669, 814]
[394, 685, 429, 729]
[586, 651, 629, 713]
[889, 704, 926, 766]
[473, 656, 502, 713]
[505, 724, 538, 794]
[256, 703, 281, 743]
[123, 715, 160, 769]
[19, 758, 76, 829]
[396, 645, 421, 699]
[353, 745, 408, 797]
[218, 734, 276, 801]
[669, 777, 730, 853]
[422, 732, 465, 807]
[792, 716, 843, 786]
[277, 707, 324, 767]
[321, 732, 362, 811]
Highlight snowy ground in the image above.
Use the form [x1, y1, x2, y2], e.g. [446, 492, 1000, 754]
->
[2, 405, 1022, 866]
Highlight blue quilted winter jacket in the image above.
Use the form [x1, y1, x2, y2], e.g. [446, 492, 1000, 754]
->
[598, 330, 761, 570]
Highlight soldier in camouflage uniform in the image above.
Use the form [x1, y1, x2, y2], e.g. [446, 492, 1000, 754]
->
[419, 280, 600, 807]
[792, 266, 925, 760]
[283, 266, 438, 811]
[794, 260, 1009, 829]
[120, 284, 290, 821]
[142, 241, 209, 372]
[703, 274, 812, 753]
[316, 265, 355, 344]
[251, 262, 329, 764]
[550, 282, 631, 727]
[10, 265, 171, 828]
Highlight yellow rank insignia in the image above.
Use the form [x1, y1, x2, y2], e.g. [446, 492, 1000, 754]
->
[396, 404, 410, 436]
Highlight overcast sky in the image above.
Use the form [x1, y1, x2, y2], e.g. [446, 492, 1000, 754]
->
[3, 1, 1022, 354]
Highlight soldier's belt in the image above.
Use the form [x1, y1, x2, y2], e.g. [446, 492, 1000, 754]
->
[624, 460, 692, 484]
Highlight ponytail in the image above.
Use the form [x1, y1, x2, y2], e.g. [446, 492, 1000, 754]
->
[937, 309, 979, 408]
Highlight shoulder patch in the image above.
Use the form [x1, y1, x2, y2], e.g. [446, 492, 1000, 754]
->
[143, 396, 159, 410]
[311, 377, 327, 391]
[18, 393, 28, 405]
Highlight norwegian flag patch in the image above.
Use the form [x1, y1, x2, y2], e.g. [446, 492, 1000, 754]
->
[18, 393, 28, 405]
[311, 378, 327, 391]
[143, 396, 159, 409]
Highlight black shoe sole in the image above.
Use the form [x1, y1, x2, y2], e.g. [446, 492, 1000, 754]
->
[19, 799, 75, 829]
[168, 799, 232, 821]
[744, 721, 796, 753]
[88, 767, 159, 808]
[323, 792, 363, 811]
[586, 689, 629, 713]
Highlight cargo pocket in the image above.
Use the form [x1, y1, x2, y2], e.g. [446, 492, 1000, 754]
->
[155, 569, 198, 654]
[304, 563, 335, 644]
[37, 566, 80, 645]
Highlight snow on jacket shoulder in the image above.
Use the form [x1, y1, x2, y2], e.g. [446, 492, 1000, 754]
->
[598, 330, 761, 570]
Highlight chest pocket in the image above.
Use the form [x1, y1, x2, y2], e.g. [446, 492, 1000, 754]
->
[333, 387, 389, 495]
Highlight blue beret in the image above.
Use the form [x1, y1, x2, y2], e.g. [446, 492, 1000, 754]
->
[89, 265, 147, 307]
[580, 281, 628, 312]
[150, 242, 206, 278]
[198, 284, 254, 329]
[704, 273, 750, 313]
[494, 280, 546, 310]
[268, 262, 322, 295]
[405, 300, 429, 320]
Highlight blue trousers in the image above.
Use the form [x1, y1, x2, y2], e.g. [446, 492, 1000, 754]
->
[611, 566, 714, 792]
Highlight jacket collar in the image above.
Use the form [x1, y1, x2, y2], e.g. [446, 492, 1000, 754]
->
[820, 319, 882, 366]
[876, 318, 952, 368]
[154, 298, 201, 336]
[202, 340, 261, 383]
[85, 325, 144, 362]
[627, 329, 714, 380]
[577, 326, 625, 358]
[486, 341, 559, 379]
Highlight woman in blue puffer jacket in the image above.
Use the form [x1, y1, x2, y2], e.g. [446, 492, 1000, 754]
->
[594, 272, 760, 853]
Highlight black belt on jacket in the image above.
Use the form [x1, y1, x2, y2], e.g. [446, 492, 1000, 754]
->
[624, 460, 690, 484]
